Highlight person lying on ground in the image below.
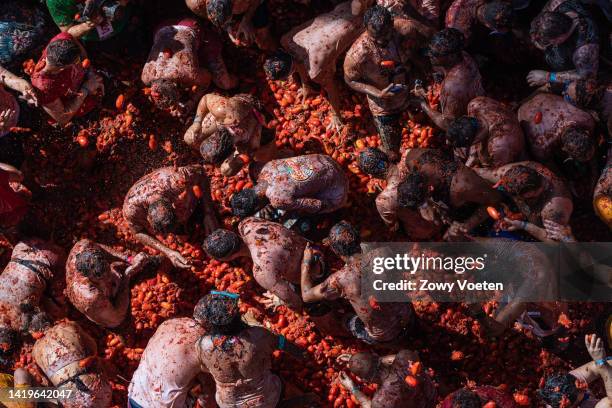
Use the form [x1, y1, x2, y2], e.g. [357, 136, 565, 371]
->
[65, 239, 160, 328]
[122, 165, 217, 269]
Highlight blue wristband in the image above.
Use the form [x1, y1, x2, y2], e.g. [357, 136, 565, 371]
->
[549, 72, 557, 83]
[278, 335, 286, 350]
[595, 356, 612, 366]
[210, 290, 240, 300]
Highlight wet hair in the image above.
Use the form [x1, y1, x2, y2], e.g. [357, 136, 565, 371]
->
[348, 352, 379, 381]
[230, 189, 260, 217]
[502, 165, 542, 196]
[150, 79, 181, 110]
[363, 5, 392, 39]
[193, 293, 241, 335]
[75, 247, 108, 278]
[328, 221, 361, 257]
[574, 79, 602, 109]
[203, 229, 241, 259]
[200, 128, 235, 165]
[530, 12, 573, 45]
[481, 1, 514, 31]
[148, 198, 178, 234]
[429, 28, 465, 57]
[397, 172, 428, 209]
[538, 373, 580, 408]
[447, 116, 479, 147]
[451, 389, 482, 408]
[28, 312, 51, 333]
[46, 39, 80, 67]
[207, 0, 232, 28]
[263, 50, 293, 80]
[357, 148, 389, 178]
[0, 327, 20, 368]
[561, 127, 594, 161]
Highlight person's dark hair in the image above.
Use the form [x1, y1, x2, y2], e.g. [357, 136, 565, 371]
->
[538, 373, 580, 408]
[357, 148, 389, 178]
[150, 79, 181, 110]
[203, 229, 241, 259]
[429, 28, 465, 57]
[200, 128, 235, 165]
[451, 389, 482, 408]
[193, 293, 241, 335]
[447, 116, 479, 147]
[560, 127, 594, 162]
[75, 247, 108, 278]
[148, 198, 178, 234]
[348, 352, 379, 381]
[230, 189, 261, 217]
[502, 165, 542, 196]
[481, 1, 514, 31]
[28, 312, 51, 333]
[46, 39, 81, 67]
[530, 12, 573, 45]
[206, 0, 232, 28]
[0, 327, 20, 368]
[397, 172, 428, 209]
[263, 50, 293, 80]
[363, 5, 392, 39]
[574, 79, 602, 108]
[328, 221, 360, 257]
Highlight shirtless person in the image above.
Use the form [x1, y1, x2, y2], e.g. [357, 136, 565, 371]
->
[365, 149, 501, 240]
[196, 292, 307, 408]
[122, 165, 217, 269]
[184, 93, 275, 176]
[141, 18, 236, 117]
[357, 147, 443, 239]
[0, 239, 64, 336]
[230, 154, 349, 218]
[518, 93, 595, 164]
[445, 0, 514, 43]
[128, 315, 207, 408]
[426, 96, 525, 167]
[203, 218, 306, 309]
[474, 161, 573, 241]
[302, 221, 414, 344]
[263, 0, 372, 130]
[194, 0, 276, 51]
[538, 334, 611, 408]
[416, 28, 484, 128]
[527, 0, 599, 89]
[32, 321, 112, 408]
[337, 350, 437, 408]
[65, 239, 159, 328]
[344, 5, 433, 160]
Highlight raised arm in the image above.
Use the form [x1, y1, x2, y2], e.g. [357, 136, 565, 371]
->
[570, 334, 612, 407]
[0, 66, 37, 105]
[338, 372, 372, 408]
[184, 94, 211, 147]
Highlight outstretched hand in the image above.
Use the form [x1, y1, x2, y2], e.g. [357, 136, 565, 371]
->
[585, 334, 606, 362]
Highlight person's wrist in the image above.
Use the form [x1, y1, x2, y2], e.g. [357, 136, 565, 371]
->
[521, 220, 528, 230]
[595, 356, 612, 366]
[548, 72, 556, 83]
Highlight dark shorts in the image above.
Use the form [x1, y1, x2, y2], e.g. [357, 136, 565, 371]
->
[373, 113, 402, 154]
[251, 1, 270, 29]
[128, 398, 144, 408]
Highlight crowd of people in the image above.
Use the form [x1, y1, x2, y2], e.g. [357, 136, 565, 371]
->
[0, 0, 610, 407]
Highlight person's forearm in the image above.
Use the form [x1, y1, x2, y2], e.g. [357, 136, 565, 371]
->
[67, 22, 95, 39]
[0, 66, 26, 93]
[344, 78, 380, 99]
[548, 70, 581, 83]
[300, 261, 322, 303]
[347, 384, 372, 408]
[523, 222, 552, 242]
[596, 363, 612, 399]
[420, 101, 451, 130]
[99, 244, 130, 262]
[135, 232, 175, 258]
